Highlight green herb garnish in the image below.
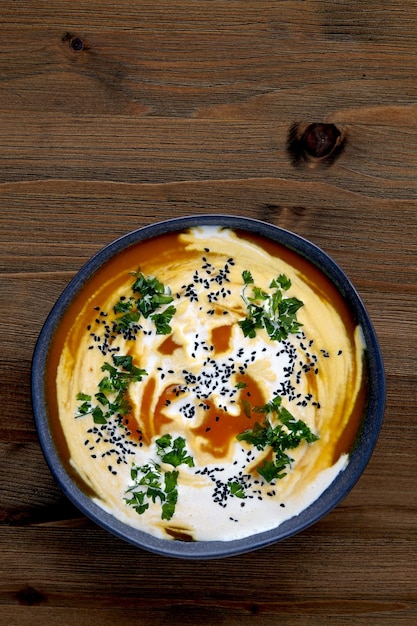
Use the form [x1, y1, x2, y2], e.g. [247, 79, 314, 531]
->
[124, 435, 194, 521]
[75, 354, 147, 424]
[161, 470, 180, 520]
[155, 433, 195, 468]
[238, 271, 304, 341]
[237, 395, 319, 483]
[113, 269, 176, 335]
[228, 480, 246, 499]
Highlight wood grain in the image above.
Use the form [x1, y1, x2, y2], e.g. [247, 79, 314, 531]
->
[1, 1, 416, 624]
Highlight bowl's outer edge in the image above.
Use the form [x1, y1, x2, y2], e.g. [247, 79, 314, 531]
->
[31, 214, 386, 559]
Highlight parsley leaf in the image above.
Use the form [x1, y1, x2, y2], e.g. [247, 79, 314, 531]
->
[238, 271, 304, 341]
[124, 463, 165, 515]
[75, 354, 147, 424]
[113, 269, 176, 335]
[161, 470, 179, 520]
[242, 270, 254, 285]
[124, 489, 149, 515]
[257, 459, 289, 482]
[236, 395, 319, 483]
[125, 436, 194, 521]
[156, 434, 195, 468]
[150, 305, 177, 336]
[228, 480, 246, 499]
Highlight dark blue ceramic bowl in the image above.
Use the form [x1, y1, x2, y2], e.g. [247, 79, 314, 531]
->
[32, 215, 385, 559]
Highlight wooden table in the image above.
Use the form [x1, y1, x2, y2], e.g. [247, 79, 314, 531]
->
[1, 2, 416, 624]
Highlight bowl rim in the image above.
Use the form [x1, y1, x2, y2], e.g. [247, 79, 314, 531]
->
[31, 214, 386, 559]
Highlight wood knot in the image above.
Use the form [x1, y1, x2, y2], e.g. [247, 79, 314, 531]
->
[287, 122, 345, 168]
[70, 37, 85, 52]
[303, 123, 340, 158]
[63, 32, 87, 52]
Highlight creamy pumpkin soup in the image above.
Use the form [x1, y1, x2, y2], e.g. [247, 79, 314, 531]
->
[48, 226, 366, 542]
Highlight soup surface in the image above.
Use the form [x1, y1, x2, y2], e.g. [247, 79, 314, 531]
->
[49, 226, 366, 541]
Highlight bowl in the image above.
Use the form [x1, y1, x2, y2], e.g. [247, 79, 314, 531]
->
[32, 215, 385, 559]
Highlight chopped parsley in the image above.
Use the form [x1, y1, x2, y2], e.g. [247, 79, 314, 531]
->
[76, 354, 147, 424]
[237, 395, 319, 483]
[113, 269, 176, 335]
[228, 480, 246, 499]
[155, 433, 195, 468]
[238, 270, 304, 341]
[124, 435, 194, 521]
